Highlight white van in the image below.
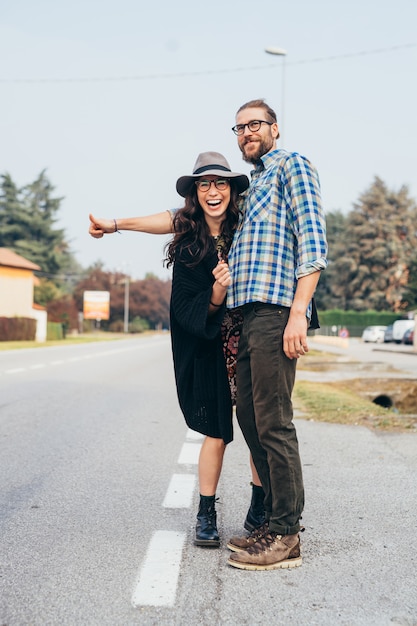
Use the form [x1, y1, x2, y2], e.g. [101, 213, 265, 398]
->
[392, 319, 414, 343]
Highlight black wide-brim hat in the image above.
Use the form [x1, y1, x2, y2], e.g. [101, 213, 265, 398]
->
[176, 151, 249, 197]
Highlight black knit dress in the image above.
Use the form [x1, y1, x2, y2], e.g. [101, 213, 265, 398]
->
[170, 242, 233, 444]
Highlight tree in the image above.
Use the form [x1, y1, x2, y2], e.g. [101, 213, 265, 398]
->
[402, 255, 417, 310]
[18, 170, 69, 275]
[314, 209, 347, 310]
[129, 277, 171, 329]
[47, 295, 80, 332]
[72, 265, 171, 330]
[0, 173, 30, 248]
[0, 170, 80, 291]
[325, 177, 417, 311]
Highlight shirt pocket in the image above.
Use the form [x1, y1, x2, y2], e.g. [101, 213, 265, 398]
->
[246, 182, 273, 223]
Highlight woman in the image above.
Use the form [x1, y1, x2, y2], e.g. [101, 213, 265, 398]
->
[89, 152, 265, 546]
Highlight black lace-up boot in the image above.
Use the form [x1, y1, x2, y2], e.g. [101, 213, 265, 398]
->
[195, 495, 220, 547]
[244, 483, 266, 532]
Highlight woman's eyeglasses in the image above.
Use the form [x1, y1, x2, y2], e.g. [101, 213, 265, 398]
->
[195, 179, 230, 192]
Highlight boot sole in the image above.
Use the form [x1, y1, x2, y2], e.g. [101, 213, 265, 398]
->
[227, 556, 302, 571]
[194, 539, 220, 547]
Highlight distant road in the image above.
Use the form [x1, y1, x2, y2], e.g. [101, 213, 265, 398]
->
[310, 335, 417, 377]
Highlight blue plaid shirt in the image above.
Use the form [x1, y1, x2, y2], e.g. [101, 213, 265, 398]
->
[227, 149, 327, 310]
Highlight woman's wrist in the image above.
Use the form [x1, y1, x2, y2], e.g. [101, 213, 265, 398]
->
[210, 280, 227, 308]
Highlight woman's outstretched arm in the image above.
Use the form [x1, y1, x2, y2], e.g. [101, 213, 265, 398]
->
[89, 210, 174, 238]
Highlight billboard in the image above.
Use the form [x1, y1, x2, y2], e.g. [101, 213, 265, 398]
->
[83, 290, 110, 321]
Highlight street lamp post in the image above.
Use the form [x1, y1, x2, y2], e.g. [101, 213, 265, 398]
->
[265, 46, 287, 148]
[117, 262, 131, 334]
[124, 275, 130, 333]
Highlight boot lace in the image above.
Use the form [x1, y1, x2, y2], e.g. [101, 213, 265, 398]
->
[247, 531, 281, 555]
[200, 497, 219, 529]
[246, 521, 268, 541]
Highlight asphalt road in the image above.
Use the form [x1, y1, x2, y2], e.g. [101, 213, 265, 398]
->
[0, 334, 416, 625]
[309, 335, 417, 375]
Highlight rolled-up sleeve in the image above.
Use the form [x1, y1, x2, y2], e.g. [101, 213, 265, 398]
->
[284, 154, 328, 279]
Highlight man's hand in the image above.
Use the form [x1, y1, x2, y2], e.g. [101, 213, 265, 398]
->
[283, 313, 309, 360]
[89, 214, 115, 238]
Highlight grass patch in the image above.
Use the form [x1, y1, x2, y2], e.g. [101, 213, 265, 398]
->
[0, 333, 131, 351]
[294, 380, 417, 432]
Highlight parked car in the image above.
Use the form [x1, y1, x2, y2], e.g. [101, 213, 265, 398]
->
[392, 319, 414, 344]
[402, 327, 414, 345]
[361, 325, 387, 343]
[384, 324, 394, 342]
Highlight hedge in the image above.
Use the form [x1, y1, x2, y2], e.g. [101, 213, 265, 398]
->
[318, 309, 404, 327]
[0, 317, 37, 341]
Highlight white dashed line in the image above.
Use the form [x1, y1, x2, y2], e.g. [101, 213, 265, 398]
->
[162, 474, 196, 508]
[177, 442, 202, 465]
[132, 429, 201, 608]
[131, 531, 186, 607]
[186, 428, 204, 441]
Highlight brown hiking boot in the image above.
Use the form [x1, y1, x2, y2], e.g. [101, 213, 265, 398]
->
[227, 522, 268, 553]
[227, 531, 302, 570]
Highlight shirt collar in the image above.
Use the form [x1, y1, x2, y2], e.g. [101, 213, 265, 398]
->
[250, 148, 282, 176]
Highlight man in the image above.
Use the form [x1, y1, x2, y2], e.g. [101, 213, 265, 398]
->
[225, 99, 327, 570]
[89, 99, 327, 570]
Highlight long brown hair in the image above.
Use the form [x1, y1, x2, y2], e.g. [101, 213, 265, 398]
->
[165, 183, 241, 268]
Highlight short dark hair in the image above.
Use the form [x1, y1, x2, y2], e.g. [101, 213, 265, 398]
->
[236, 99, 277, 124]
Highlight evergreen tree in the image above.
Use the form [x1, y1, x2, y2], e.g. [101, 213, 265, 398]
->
[17, 170, 68, 274]
[402, 255, 417, 310]
[0, 173, 28, 247]
[314, 210, 346, 310]
[326, 177, 417, 311]
[0, 170, 81, 291]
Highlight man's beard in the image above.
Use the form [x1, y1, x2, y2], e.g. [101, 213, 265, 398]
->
[239, 135, 275, 164]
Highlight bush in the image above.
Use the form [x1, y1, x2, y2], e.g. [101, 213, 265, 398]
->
[46, 322, 64, 340]
[129, 316, 150, 334]
[108, 320, 124, 333]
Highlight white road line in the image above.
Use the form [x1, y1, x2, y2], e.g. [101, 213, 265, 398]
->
[0, 337, 168, 377]
[131, 531, 185, 607]
[186, 428, 204, 441]
[29, 364, 45, 370]
[177, 442, 202, 465]
[162, 474, 196, 508]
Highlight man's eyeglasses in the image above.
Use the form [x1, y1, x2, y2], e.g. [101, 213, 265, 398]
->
[231, 120, 273, 136]
[195, 179, 230, 192]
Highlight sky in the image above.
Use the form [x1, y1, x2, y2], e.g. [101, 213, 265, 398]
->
[1, 0, 416, 280]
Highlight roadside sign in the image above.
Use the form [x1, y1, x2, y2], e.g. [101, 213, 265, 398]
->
[83, 290, 110, 320]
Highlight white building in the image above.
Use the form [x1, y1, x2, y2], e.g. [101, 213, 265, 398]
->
[0, 248, 47, 341]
